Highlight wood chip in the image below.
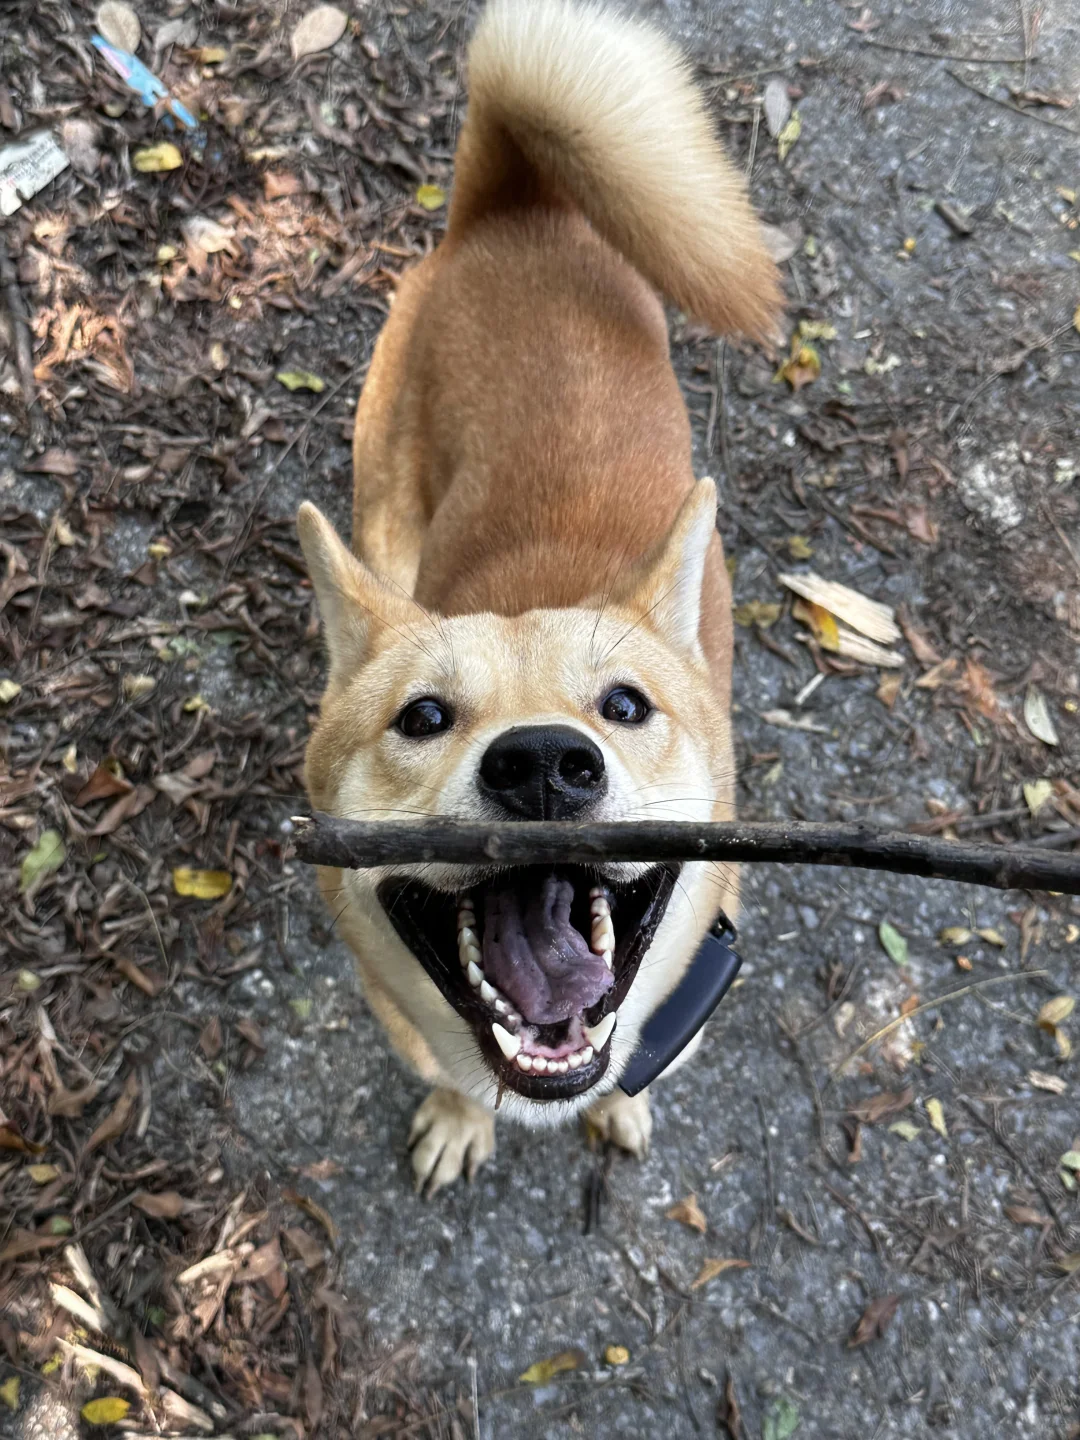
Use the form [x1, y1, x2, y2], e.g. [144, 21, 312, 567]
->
[779, 570, 901, 644]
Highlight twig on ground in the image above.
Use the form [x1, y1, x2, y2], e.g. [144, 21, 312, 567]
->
[0, 233, 44, 446]
[946, 67, 1080, 133]
[861, 36, 1033, 63]
[958, 1095, 1063, 1230]
[290, 814, 1080, 895]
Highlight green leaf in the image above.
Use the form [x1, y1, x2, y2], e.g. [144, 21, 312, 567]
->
[276, 369, 325, 392]
[878, 920, 909, 965]
[764, 1395, 801, 1440]
[1060, 1150, 1080, 1172]
[20, 829, 66, 893]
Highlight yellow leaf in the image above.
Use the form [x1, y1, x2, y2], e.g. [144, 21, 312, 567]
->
[0, 1376, 19, 1411]
[519, 1350, 583, 1384]
[28, 1164, 60, 1183]
[777, 111, 801, 161]
[926, 1098, 948, 1139]
[172, 868, 232, 899]
[1054, 1027, 1073, 1059]
[797, 320, 837, 342]
[276, 369, 325, 392]
[691, 1257, 751, 1290]
[0, 678, 23, 703]
[665, 1193, 707, 1233]
[20, 829, 66, 893]
[604, 1345, 630, 1366]
[156, 244, 177, 263]
[976, 927, 1006, 948]
[889, 1119, 921, 1141]
[787, 535, 814, 559]
[939, 926, 973, 946]
[1023, 780, 1053, 815]
[133, 143, 183, 173]
[198, 46, 228, 63]
[792, 597, 839, 651]
[81, 1397, 131, 1425]
[732, 600, 782, 628]
[184, 694, 211, 713]
[775, 340, 820, 390]
[415, 183, 446, 211]
[122, 673, 156, 702]
[1039, 996, 1075, 1028]
[1074, 303, 1080, 335]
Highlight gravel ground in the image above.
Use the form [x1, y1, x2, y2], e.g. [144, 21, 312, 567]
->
[3, 0, 1079, 1436]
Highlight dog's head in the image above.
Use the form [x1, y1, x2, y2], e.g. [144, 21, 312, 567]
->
[297, 481, 736, 1121]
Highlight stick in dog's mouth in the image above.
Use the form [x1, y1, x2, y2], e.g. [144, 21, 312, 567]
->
[378, 865, 679, 1100]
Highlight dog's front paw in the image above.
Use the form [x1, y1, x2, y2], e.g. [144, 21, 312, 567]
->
[584, 1088, 653, 1158]
[408, 1088, 495, 1197]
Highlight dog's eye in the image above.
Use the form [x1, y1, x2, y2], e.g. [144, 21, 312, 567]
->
[600, 686, 651, 724]
[396, 698, 453, 738]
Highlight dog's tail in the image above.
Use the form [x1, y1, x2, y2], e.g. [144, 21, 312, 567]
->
[448, 0, 783, 342]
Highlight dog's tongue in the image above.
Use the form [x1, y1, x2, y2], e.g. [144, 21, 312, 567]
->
[482, 874, 612, 1025]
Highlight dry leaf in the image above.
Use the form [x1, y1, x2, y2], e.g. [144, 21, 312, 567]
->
[0, 1376, 19, 1411]
[173, 868, 232, 899]
[1039, 996, 1075, 1028]
[848, 1086, 913, 1125]
[291, 4, 348, 60]
[792, 596, 839, 650]
[926, 1098, 948, 1138]
[283, 1188, 338, 1244]
[915, 657, 959, 690]
[777, 111, 801, 161]
[20, 829, 65, 893]
[848, 1294, 900, 1347]
[889, 1119, 921, 1141]
[122, 673, 156, 702]
[691, 1257, 750, 1289]
[95, 1, 140, 51]
[666, 1193, 707, 1233]
[519, 1349, 584, 1384]
[276, 369, 325, 392]
[28, 1164, 61, 1183]
[733, 600, 782, 628]
[131, 1190, 186, 1218]
[939, 926, 973, 946]
[1024, 779, 1054, 815]
[1004, 1204, 1050, 1227]
[81, 1397, 131, 1425]
[76, 759, 131, 806]
[877, 671, 902, 709]
[84, 1072, 139, 1155]
[775, 340, 820, 390]
[603, 1344, 630, 1366]
[0, 678, 22, 703]
[0, 1125, 45, 1154]
[976, 927, 1006, 948]
[763, 77, 792, 137]
[282, 1225, 326, 1268]
[133, 143, 183, 173]
[1024, 686, 1059, 746]
[416, 183, 446, 210]
[1029, 1070, 1067, 1095]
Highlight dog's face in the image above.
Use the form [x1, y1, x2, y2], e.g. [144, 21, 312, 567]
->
[298, 483, 736, 1123]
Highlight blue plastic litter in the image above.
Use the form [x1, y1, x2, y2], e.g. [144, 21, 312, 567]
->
[91, 34, 198, 131]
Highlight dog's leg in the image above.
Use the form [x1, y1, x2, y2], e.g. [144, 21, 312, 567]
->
[408, 1089, 495, 1198]
[584, 1089, 653, 1158]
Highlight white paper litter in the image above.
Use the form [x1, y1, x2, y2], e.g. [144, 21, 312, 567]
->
[0, 131, 69, 217]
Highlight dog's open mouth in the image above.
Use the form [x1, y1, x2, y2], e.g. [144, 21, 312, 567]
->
[378, 865, 678, 1100]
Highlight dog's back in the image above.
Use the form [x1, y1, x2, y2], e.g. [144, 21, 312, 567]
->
[351, 0, 782, 645]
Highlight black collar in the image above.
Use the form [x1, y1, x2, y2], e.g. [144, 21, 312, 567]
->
[618, 912, 741, 1097]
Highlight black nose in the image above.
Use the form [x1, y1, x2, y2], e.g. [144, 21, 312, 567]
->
[478, 725, 607, 820]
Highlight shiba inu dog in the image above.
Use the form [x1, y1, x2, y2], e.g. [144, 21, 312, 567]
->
[297, 0, 781, 1194]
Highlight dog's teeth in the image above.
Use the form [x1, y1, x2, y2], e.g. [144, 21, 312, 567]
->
[467, 960, 483, 988]
[581, 1045, 594, 1065]
[531, 1056, 549, 1074]
[505, 1011, 521, 1028]
[491, 1022, 521, 1060]
[459, 924, 479, 947]
[516, 1053, 533, 1071]
[567, 1051, 582, 1069]
[584, 1012, 616, 1051]
[555, 1059, 569, 1074]
[494, 997, 509, 1015]
[479, 979, 498, 1005]
[590, 895, 611, 918]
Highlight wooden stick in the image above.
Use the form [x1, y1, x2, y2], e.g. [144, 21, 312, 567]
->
[290, 813, 1080, 895]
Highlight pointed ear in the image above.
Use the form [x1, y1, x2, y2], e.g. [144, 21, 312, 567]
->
[297, 502, 414, 674]
[616, 479, 718, 652]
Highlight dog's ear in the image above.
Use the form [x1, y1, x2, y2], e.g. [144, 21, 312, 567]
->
[297, 502, 415, 674]
[614, 478, 717, 652]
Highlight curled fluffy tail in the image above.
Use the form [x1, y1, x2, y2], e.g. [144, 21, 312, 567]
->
[449, 0, 783, 342]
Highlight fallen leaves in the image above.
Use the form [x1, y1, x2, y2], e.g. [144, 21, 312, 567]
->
[848, 1086, 913, 1125]
[926, 1098, 948, 1139]
[276, 369, 326, 392]
[1037, 995, 1074, 1059]
[1023, 779, 1054, 815]
[733, 600, 782, 628]
[691, 1257, 751, 1290]
[775, 338, 820, 391]
[1023, 685, 1059, 746]
[85, 1072, 140, 1156]
[848, 1294, 900, 1347]
[1004, 1204, 1051, 1227]
[1029, 1069, 1067, 1095]
[763, 1395, 801, 1440]
[666, 1193, 707, 1233]
[81, 1397, 131, 1425]
[291, 4, 349, 60]
[415, 183, 446, 211]
[519, 1349, 584, 1384]
[776, 112, 801, 162]
[878, 920, 909, 966]
[95, 1, 140, 52]
[133, 143, 183, 173]
[172, 868, 233, 900]
[603, 1344, 630, 1366]
[20, 828, 66, 893]
[0, 1377, 19, 1411]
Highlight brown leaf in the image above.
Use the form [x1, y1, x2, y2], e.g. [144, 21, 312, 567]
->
[304, 1355, 324, 1429]
[717, 1372, 744, 1440]
[23, 448, 80, 476]
[75, 760, 132, 806]
[199, 1016, 223, 1059]
[958, 658, 1000, 719]
[848, 1086, 914, 1125]
[0, 1228, 66, 1263]
[904, 507, 938, 545]
[848, 1294, 900, 1346]
[298, 1158, 344, 1181]
[48, 1080, 102, 1117]
[84, 1071, 139, 1155]
[237, 1236, 287, 1297]
[282, 1225, 326, 1269]
[1004, 1204, 1051, 1227]
[131, 1190, 186, 1219]
[691, 1257, 750, 1289]
[666, 1193, 707, 1233]
[114, 954, 162, 997]
[0, 1124, 45, 1154]
[91, 784, 155, 836]
[898, 607, 942, 665]
[235, 1017, 266, 1051]
[283, 1188, 338, 1245]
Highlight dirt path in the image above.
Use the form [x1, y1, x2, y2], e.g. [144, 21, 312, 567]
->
[2, 1, 1078, 1436]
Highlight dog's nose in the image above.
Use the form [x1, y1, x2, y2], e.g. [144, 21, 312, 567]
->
[478, 725, 607, 820]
